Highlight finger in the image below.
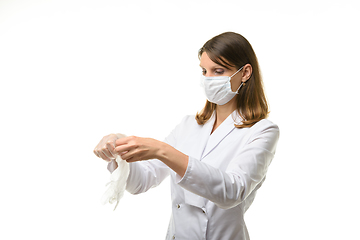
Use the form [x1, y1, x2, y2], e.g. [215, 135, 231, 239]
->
[97, 151, 111, 162]
[105, 142, 116, 159]
[125, 157, 136, 163]
[115, 135, 135, 147]
[102, 152, 115, 161]
[93, 149, 100, 158]
[114, 144, 131, 155]
[120, 149, 145, 162]
[119, 150, 132, 161]
[106, 140, 115, 152]
[115, 138, 127, 147]
[94, 147, 113, 161]
[94, 148, 106, 158]
[102, 149, 115, 159]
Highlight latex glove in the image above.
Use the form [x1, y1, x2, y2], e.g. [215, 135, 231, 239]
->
[101, 154, 129, 210]
[94, 133, 129, 210]
[93, 133, 127, 162]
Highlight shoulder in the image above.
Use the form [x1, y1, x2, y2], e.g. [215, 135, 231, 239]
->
[167, 114, 198, 136]
[253, 119, 279, 132]
[177, 115, 199, 127]
[176, 114, 208, 135]
[164, 115, 200, 147]
[248, 119, 280, 145]
[236, 119, 279, 144]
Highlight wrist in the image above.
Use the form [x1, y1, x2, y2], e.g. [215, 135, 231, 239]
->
[156, 141, 170, 162]
[156, 141, 188, 177]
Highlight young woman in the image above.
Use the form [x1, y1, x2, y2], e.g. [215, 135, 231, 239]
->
[93, 32, 279, 240]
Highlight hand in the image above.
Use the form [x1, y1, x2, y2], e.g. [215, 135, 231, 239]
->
[93, 133, 127, 162]
[114, 135, 189, 177]
[114, 136, 162, 162]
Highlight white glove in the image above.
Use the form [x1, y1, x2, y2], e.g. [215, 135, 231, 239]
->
[101, 154, 130, 210]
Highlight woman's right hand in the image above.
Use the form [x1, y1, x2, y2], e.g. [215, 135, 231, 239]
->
[93, 133, 126, 162]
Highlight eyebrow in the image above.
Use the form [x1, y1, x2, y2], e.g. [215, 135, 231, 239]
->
[199, 64, 224, 69]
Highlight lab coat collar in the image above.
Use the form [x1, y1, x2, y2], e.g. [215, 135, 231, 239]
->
[183, 110, 242, 209]
[201, 110, 241, 160]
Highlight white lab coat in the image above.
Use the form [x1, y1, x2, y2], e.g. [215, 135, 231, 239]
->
[108, 111, 279, 240]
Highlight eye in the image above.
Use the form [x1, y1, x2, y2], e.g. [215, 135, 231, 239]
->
[214, 69, 224, 75]
[202, 69, 207, 75]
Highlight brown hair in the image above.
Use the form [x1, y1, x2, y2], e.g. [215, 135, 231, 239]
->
[195, 32, 269, 128]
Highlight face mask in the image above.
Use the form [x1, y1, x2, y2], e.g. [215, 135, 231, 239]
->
[200, 66, 244, 105]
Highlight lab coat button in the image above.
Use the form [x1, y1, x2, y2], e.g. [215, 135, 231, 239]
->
[202, 209, 206, 214]
[172, 235, 175, 239]
[176, 204, 180, 209]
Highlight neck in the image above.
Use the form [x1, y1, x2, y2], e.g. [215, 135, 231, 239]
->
[216, 98, 237, 121]
[213, 98, 237, 132]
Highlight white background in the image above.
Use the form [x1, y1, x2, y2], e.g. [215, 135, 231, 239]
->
[0, 0, 359, 239]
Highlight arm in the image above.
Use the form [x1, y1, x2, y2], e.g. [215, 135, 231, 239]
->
[94, 134, 172, 194]
[155, 141, 189, 177]
[177, 123, 279, 209]
[96, 117, 189, 195]
[114, 136, 189, 177]
[101, 137, 175, 195]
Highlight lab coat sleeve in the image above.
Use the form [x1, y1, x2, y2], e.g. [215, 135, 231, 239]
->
[125, 159, 169, 194]
[107, 153, 169, 195]
[177, 122, 280, 209]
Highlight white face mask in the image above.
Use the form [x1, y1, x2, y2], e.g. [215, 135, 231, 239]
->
[200, 66, 244, 105]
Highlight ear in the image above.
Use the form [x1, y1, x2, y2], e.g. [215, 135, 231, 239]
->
[241, 64, 252, 83]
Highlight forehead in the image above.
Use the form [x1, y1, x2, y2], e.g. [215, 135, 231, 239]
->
[199, 52, 221, 68]
[199, 52, 233, 70]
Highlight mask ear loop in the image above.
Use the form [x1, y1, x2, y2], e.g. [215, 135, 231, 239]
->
[230, 65, 245, 93]
[235, 82, 244, 93]
[230, 65, 244, 78]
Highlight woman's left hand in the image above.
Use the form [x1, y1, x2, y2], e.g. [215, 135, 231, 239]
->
[114, 136, 162, 162]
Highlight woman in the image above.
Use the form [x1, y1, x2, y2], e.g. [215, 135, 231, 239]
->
[93, 32, 279, 240]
